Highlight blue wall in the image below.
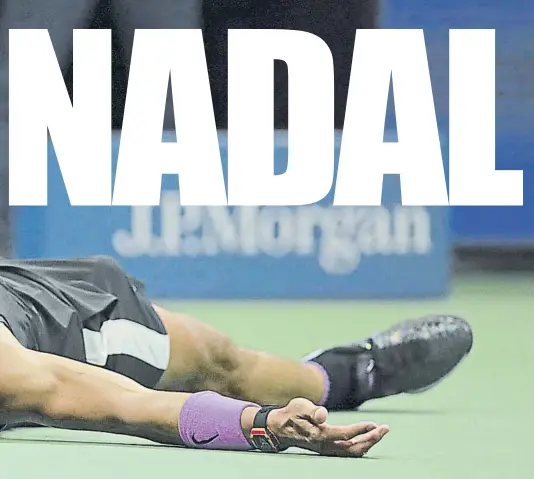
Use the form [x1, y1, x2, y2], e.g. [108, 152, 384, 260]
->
[16, 132, 450, 299]
[382, 0, 534, 244]
[15, 1, 532, 298]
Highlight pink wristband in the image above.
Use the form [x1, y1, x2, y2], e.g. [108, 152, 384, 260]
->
[179, 391, 259, 450]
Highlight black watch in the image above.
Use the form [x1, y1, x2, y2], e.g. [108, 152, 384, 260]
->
[249, 405, 285, 452]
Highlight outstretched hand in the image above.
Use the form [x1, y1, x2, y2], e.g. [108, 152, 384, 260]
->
[267, 398, 389, 457]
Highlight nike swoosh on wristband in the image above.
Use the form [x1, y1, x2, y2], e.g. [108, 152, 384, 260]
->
[191, 433, 219, 445]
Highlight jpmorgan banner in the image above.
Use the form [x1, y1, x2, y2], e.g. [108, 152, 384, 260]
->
[15, 132, 450, 299]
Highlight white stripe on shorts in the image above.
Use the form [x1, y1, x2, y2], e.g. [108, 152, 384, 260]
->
[82, 319, 170, 370]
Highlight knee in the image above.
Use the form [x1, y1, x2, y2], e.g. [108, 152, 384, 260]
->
[159, 311, 250, 397]
[204, 333, 241, 377]
[201, 335, 247, 397]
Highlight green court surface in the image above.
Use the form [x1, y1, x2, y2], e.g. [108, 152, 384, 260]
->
[2, 274, 533, 479]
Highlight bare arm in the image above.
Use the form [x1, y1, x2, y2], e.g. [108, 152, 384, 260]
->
[0, 325, 259, 445]
[0, 325, 389, 456]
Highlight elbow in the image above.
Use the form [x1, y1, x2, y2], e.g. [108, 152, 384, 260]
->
[36, 369, 132, 430]
[2, 367, 59, 419]
[35, 370, 92, 424]
[10, 358, 75, 423]
[0, 342, 60, 418]
[26, 370, 63, 419]
[39, 383, 71, 422]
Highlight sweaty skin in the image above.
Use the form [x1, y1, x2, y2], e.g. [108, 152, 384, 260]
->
[0, 325, 389, 457]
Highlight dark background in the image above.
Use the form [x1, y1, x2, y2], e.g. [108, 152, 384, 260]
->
[64, 0, 379, 130]
[60, 0, 534, 270]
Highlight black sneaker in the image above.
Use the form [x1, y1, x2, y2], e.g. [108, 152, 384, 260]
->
[304, 315, 473, 411]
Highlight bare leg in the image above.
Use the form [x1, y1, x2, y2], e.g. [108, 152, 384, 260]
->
[153, 306, 325, 406]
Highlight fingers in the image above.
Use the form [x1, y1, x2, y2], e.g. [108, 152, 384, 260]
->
[292, 419, 389, 457]
[319, 421, 379, 442]
[333, 423, 386, 445]
[289, 398, 328, 425]
[296, 406, 329, 427]
[310, 406, 328, 425]
[290, 415, 327, 443]
[352, 425, 389, 456]
[333, 425, 390, 457]
[281, 399, 390, 458]
[292, 415, 376, 443]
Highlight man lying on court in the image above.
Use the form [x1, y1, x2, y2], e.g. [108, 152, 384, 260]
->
[0, 256, 473, 457]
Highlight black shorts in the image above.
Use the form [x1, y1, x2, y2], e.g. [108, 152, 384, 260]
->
[0, 256, 170, 389]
